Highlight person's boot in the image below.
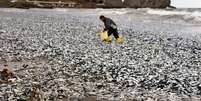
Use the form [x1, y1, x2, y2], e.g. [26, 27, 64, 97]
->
[116, 36, 124, 44]
[103, 37, 112, 44]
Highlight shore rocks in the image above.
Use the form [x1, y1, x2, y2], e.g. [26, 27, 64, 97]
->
[124, 0, 171, 8]
[104, 0, 123, 8]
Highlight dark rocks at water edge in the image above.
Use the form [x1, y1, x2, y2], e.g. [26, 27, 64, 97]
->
[0, 9, 201, 101]
[124, 0, 170, 8]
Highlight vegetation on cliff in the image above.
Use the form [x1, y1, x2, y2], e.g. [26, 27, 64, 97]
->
[0, 0, 172, 8]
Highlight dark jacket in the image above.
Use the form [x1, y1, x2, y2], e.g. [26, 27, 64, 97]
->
[103, 18, 117, 31]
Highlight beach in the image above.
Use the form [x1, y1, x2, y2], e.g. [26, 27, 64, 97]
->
[0, 8, 201, 100]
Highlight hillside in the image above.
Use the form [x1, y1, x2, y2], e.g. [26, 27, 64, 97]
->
[0, 0, 171, 8]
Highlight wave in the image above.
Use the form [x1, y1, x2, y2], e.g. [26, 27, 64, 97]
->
[146, 9, 201, 21]
[0, 8, 26, 12]
[53, 8, 69, 12]
[98, 9, 129, 15]
[147, 9, 201, 16]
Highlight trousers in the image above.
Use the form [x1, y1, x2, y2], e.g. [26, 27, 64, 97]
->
[107, 28, 119, 39]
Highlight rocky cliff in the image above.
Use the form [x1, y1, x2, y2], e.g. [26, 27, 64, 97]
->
[124, 0, 170, 8]
[0, 0, 39, 8]
[0, 0, 171, 8]
[0, 0, 11, 7]
[104, 0, 123, 8]
[79, 0, 171, 8]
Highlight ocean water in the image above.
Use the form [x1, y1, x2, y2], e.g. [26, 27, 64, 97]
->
[146, 8, 201, 22]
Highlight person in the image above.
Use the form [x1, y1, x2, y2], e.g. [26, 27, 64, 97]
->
[99, 15, 120, 39]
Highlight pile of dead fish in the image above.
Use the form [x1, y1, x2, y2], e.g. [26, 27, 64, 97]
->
[0, 9, 201, 101]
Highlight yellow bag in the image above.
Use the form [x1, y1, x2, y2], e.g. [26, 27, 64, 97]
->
[116, 36, 124, 44]
[99, 31, 112, 43]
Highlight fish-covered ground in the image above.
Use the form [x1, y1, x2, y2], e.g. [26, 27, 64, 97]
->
[0, 8, 201, 101]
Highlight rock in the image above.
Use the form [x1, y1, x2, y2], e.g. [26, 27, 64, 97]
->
[124, 0, 170, 8]
[0, 67, 15, 84]
[104, 0, 123, 8]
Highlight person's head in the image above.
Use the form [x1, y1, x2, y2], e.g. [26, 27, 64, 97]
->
[99, 15, 106, 21]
